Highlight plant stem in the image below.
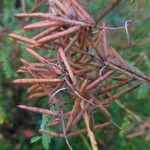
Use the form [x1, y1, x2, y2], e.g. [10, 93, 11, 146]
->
[96, 0, 122, 23]
[115, 100, 143, 122]
[81, 101, 99, 150]
[21, 0, 26, 12]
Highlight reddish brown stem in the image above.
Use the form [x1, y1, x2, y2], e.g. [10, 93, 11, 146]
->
[102, 83, 141, 105]
[86, 70, 114, 91]
[40, 122, 110, 138]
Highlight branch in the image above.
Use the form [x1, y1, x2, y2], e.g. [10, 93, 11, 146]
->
[116, 38, 150, 49]
[81, 101, 99, 150]
[96, 0, 122, 23]
[21, 0, 26, 12]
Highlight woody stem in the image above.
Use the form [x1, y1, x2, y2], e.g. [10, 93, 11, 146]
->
[81, 101, 99, 150]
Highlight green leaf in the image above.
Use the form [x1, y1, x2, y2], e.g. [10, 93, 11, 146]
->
[40, 114, 53, 149]
[119, 115, 131, 138]
[42, 134, 52, 150]
[40, 115, 50, 129]
[31, 136, 42, 144]
[137, 84, 148, 99]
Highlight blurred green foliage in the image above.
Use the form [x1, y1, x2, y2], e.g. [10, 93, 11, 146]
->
[0, 0, 149, 149]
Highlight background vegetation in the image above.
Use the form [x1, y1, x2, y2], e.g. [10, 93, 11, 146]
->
[0, 0, 149, 149]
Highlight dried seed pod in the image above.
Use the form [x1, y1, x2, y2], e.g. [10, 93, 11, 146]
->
[27, 84, 40, 93]
[13, 78, 63, 84]
[32, 26, 61, 40]
[37, 26, 81, 44]
[18, 105, 60, 116]
[23, 21, 62, 30]
[86, 70, 115, 91]
[28, 92, 47, 100]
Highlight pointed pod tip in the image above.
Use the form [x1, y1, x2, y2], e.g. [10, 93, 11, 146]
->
[18, 105, 25, 109]
[8, 33, 14, 37]
[20, 58, 29, 65]
[16, 69, 25, 73]
[12, 80, 16, 84]
[15, 14, 20, 17]
[23, 26, 30, 30]
[19, 58, 24, 62]
[8, 33, 18, 40]
[12, 79, 20, 84]
[15, 13, 25, 17]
